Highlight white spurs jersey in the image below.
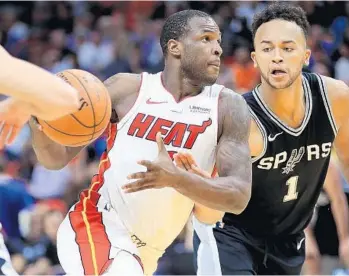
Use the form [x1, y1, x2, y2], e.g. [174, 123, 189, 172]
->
[98, 72, 223, 250]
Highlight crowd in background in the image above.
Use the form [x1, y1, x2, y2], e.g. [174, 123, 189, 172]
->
[0, 1, 349, 275]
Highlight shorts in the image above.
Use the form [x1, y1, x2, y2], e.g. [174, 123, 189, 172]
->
[192, 217, 305, 275]
[57, 195, 163, 275]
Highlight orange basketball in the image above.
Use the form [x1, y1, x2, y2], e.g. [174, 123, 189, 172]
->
[38, 69, 112, 147]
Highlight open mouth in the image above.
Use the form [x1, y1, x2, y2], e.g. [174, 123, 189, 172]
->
[271, 69, 287, 76]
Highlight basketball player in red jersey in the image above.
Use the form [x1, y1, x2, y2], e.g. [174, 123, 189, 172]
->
[0, 45, 80, 149]
[0, 45, 79, 275]
[25, 10, 251, 275]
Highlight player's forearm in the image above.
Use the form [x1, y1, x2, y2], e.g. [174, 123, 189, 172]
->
[30, 119, 70, 170]
[336, 165, 349, 240]
[174, 169, 251, 213]
[331, 194, 349, 241]
[6, 97, 71, 122]
[304, 225, 312, 236]
[0, 55, 79, 119]
[29, 118, 82, 170]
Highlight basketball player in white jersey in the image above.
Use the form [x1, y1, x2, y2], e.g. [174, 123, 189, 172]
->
[27, 10, 252, 275]
[0, 46, 79, 275]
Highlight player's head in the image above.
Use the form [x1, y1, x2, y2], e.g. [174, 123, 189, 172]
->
[160, 10, 222, 85]
[251, 3, 311, 89]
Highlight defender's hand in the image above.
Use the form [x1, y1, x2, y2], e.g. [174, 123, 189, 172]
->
[339, 237, 349, 268]
[0, 98, 31, 148]
[174, 152, 212, 178]
[123, 132, 179, 193]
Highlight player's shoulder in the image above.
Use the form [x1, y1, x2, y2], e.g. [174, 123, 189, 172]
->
[322, 75, 349, 99]
[219, 87, 244, 102]
[218, 87, 251, 140]
[103, 73, 142, 104]
[104, 73, 141, 90]
[321, 75, 349, 112]
[0, 45, 10, 58]
[321, 75, 349, 129]
[0, 45, 14, 67]
[219, 87, 248, 112]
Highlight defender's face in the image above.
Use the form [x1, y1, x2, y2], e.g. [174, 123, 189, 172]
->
[181, 17, 222, 85]
[251, 19, 311, 89]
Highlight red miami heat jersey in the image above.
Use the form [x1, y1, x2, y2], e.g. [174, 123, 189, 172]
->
[96, 72, 223, 250]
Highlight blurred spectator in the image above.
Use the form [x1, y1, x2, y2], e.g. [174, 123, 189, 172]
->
[335, 39, 349, 85]
[313, 62, 331, 77]
[28, 163, 72, 201]
[0, 5, 29, 54]
[0, 174, 34, 239]
[1, 1, 349, 275]
[229, 46, 259, 94]
[77, 30, 114, 72]
[7, 203, 52, 274]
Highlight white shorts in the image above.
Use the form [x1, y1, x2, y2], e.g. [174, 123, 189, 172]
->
[0, 232, 18, 276]
[57, 195, 163, 275]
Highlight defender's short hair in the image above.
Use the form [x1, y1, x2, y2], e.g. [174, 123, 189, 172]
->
[252, 3, 310, 40]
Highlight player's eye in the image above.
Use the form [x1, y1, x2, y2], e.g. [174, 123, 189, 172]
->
[202, 36, 210, 42]
[284, 48, 294, 52]
[262, 47, 272, 52]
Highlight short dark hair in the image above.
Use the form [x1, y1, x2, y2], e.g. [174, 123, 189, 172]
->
[160, 9, 212, 56]
[251, 3, 310, 40]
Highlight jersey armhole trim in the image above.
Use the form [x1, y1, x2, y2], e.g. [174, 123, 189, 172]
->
[117, 73, 144, 130]
[315, 74, 338, 136]
[249, 107, 268, 163]
[215, 85, 225, 145]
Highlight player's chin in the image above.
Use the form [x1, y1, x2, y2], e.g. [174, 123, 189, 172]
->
[204, 77, 218, 86]
[269, 76, 291, 89]
[204, 72, 219, 85]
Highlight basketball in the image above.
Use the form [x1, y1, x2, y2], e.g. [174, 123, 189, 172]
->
[37, 69, 112, 147]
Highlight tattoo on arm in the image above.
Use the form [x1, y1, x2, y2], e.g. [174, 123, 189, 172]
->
[217, 91, 252, 180]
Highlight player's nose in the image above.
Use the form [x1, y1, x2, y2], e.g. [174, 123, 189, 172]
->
[213, 41, 222, 57]
[272, 48, 283, 64]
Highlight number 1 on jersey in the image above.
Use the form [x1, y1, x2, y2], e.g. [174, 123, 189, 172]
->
[283, 176, 299, 202]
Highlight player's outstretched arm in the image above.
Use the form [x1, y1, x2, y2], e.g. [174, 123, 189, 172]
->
[30, 73, 140, 170]
[124, 90, 252, 214]
[0, 46, 79, 119]
[325, 76, 349, 269]
[327, 77, 349, 184]
[303, 226, 321, 275]
[323, 160, 349, 268]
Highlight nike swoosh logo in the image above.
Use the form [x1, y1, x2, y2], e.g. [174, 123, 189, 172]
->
[170, 109, 183, 113]
[146, 98, 168, 104]
[268, 132, 283, 142]
[297, 237, 305, 250]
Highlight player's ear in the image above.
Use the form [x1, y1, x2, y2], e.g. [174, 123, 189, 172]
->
[167, 39, 181, 58]
[304, 48, 311, 66]
[251, 51, 257, 68]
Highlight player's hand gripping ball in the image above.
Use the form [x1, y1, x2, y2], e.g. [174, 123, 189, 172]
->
[38, 69, 112, 147]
